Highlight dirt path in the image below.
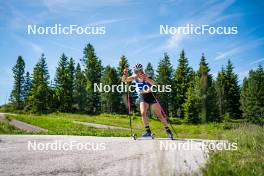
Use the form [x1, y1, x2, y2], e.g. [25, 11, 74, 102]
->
[73, 120, 129, 130]
[1, 113, 129, 131]
[0, 113, 48, 132]
[0, 135, 216, 176]
[0, 115, 5, 121]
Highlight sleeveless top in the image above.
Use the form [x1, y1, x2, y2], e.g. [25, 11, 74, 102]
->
[134, 76, 152, 92]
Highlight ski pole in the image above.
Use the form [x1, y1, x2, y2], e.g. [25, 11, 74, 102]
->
[150, 92, 177, 136]
[127, 92, 131, 115]
[127, 91, 133, 137]
[122, 67, 133, 137]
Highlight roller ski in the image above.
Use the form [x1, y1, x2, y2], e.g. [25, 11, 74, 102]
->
[132, 126, 174, 140]
[132, 131, 155, 140]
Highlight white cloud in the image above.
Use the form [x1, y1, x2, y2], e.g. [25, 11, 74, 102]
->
[3, 2, 52, 30]
[249, 58, 264, 65]
[11, 35, 43, 54]
[214, 38, 264, 60]
[7, 4, 33, 29]
[238, 70, 249, 80]
[166, 33, 185, 49]
[51, 41, 80, 52]
[43, 0, 133, 12]
[164, 0, 236, 49]
[214, 47, 240, 60]
[121, 33, 161, 51]
[212, 13, 243, 24]
[89, 18, 131, 26]
[194, 0, 235, 24]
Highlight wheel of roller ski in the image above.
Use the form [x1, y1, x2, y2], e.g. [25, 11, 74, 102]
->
[132, 134, 137, 140]
[151, 133, 155, 139]
[169, 134, 174, 140]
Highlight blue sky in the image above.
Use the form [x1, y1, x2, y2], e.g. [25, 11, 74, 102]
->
[0, 0, 264, 105]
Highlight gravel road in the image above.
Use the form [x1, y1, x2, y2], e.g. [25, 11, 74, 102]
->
[0, 135, 213, 176]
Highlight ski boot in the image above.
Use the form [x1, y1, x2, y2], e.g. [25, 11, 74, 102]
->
[142, 126, 153, 138]
[142, 131, 152, 137]
[165, 127, 174, 139]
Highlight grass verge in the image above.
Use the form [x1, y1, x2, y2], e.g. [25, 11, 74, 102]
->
[202, 123, 264, 176]
[7, 113, 227, 139]
[0, 121, 26, 134]
[5, 114, 132, 137]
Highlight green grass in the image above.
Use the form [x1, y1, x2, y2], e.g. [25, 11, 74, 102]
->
[202, 123, 264, 176]
[4, 113, 132, 137]
[0, 121, 27, 134]
[47, 113, 228, 139]
[7, 113, 228, 139]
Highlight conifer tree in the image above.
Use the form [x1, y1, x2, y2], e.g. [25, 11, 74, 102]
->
[74, 63, 86, 112]
[66, 58, 75, 111]
[23, 71, 32, 105]
[83, 43, 102, 114]
[207, 81, 220, 122]
[215, 67, 226, 119]
[28, 54, 51, 113]
[215, 60, 241, 120]
[54, 53, 68, 111]
[117, 55, 130, 77]
[197, 54, 212, 122]
[145, 62, 155, 78]
[172, 50, 192, 117]
[10, 56, 25, 110]
[183, 54, 219, 123]
[155, 53, 173, 116]
[101, 66, 120, 113]
[183, 75, 201, 123]
[240, 65, 264, 124]
[225, 59, 241, 119]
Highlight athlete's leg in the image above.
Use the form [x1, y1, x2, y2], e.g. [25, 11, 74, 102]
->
[140, 102, 149, 127]
[151, 103, 168, 126]
[140, 101, 152, 136]
[151, 102, 173, 138]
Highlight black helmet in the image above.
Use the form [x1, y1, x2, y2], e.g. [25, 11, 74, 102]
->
[133, 64, 143, 73]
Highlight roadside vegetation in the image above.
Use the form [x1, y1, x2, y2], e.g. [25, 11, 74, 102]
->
[0, 121, 26, 134]
[202, 124, 264, 176]
[3, 113, 227, 139]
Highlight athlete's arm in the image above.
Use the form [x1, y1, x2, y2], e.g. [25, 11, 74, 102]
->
[145, 77, 154, 85]
[141, 74, 154, 85]
[121, 75, 136, 82]
[121, 67, 137, 82]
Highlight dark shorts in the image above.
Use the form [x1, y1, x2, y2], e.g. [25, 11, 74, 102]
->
[139, 92, 157, 105]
